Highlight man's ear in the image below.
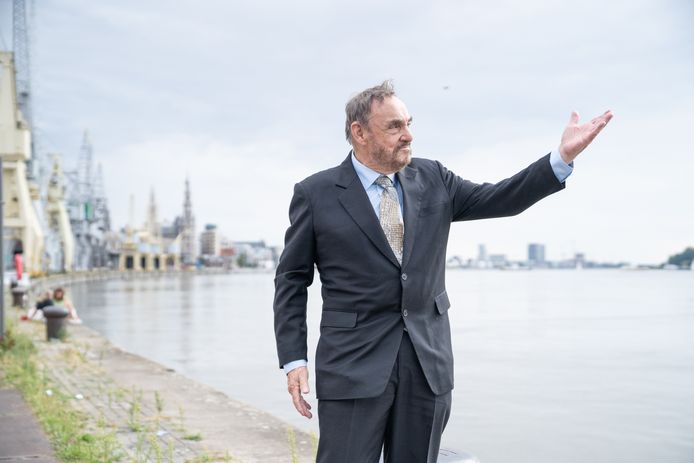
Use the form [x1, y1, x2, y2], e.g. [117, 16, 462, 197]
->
[351, 121, 367, 145]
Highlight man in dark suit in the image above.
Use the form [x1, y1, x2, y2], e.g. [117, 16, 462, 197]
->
[274, 80, 612, 462]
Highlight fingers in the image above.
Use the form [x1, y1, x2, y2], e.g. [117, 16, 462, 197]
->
[287, 367, 313, 419]
[584, 113, 613, 146]
[298, 369, 310, 394]
[602, 110, 614, 125]
[591, 109, 613, 124]
[289, 385, 313, 418]
[569, 110, 580, 125]
[589, 110, 613, 133]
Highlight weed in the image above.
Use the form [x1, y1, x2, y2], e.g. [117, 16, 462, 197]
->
[155, 390, 165, 414]
[311, 431, 319, 460]
[185, 451, 233, 463]
[0, 329, 124, 462]
[183, 432, 203, 441]
[287, 427, 299, 463]
[127, 393, 144, 432]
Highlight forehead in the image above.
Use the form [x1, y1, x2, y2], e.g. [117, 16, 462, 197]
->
[369, 96, 410, 123]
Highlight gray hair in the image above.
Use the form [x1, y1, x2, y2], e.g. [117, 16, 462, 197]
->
[345, 80, 396, 145]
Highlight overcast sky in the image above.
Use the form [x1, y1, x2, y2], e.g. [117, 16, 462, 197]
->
[1, 0, 692, 264]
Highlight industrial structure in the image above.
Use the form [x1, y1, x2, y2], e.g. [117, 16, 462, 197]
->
[0, 51, 44, 276]
[1, 1, 199, 278]
[65, 131, 111, 270]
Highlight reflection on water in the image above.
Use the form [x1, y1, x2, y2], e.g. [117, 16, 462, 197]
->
[70, 270, 694, 463]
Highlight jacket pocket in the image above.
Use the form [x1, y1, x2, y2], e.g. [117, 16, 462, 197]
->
[434, 290, 450, 315]
[320, 310, 358, 328]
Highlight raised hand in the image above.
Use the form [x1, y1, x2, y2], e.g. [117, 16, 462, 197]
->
[287, 366, 313, 419]
[559, 110, 613, 163]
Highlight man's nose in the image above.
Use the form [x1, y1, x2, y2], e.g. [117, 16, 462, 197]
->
[401, 126, 413, 142]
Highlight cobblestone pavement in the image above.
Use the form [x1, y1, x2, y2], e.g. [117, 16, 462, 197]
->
[16, 320, 316, 463]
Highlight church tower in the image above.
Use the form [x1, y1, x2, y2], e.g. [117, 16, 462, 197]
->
[147, 187, 159, 239]
[180, 177, 196, 266]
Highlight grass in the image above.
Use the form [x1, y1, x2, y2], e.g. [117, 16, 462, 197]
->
[287, 427, 299, 463]
[183, 432, 203, 441]
[1, 308, 238, 463]
[0, 322, 123, 462]
[154, 390, 165, 414]
[184, 451, 232, 463]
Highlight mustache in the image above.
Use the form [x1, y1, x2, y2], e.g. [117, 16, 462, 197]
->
[396, 142, 411, 150]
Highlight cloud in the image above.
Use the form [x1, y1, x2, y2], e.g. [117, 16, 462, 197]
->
[102, 134, 314, 243]
[19, 0, 694, 263]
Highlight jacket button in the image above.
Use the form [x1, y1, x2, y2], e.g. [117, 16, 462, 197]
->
[401, 273, 408, 281]
[402, 309, 408, 317]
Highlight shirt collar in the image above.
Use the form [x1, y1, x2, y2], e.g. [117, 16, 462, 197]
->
[350, 151, 397, 190]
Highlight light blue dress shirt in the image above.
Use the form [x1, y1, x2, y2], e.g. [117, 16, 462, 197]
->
[350, 153, 405, 218]
[282, 149, 573, 374]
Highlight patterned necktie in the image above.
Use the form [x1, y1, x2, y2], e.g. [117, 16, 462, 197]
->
[375, 175, 404, 264]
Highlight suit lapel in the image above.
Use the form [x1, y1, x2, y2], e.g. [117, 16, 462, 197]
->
[336, 155, 401, 269]
[397, 164, 422, 269]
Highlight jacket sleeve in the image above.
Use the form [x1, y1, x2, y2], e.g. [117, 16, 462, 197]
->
[273, 182, 316, 368]
[436, 153, 566, 222]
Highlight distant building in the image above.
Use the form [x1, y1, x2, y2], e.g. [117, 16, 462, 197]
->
[233, 240, 278, 269]
[478, 244, 487, 262]
[180, 178, 196, 266]
[528, 243, 546, 266]
[200, 224, 220, 257]
[160, 216, 183, 240]
[446, 256, 464, 268]
[113, 189, 180, 271]
[488, 254, 508, 269]
[574, 253, 586, 269]
[218, 236, 235, 269]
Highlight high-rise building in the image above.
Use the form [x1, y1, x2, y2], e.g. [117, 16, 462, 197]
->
[477, 244, 487, 262]
[528, 243, 546, 265]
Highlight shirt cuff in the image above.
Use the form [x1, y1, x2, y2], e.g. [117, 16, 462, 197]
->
[283, 359, 308, 374]
[549, 148, 573, 183]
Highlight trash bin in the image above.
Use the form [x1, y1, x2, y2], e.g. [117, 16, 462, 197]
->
[43, 305, 69, 340]
[11, 286, 27, 308]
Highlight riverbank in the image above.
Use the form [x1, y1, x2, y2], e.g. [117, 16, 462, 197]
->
[3, 304, 316, 462]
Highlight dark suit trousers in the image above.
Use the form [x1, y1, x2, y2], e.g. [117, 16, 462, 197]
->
[316, 331, 452, 463]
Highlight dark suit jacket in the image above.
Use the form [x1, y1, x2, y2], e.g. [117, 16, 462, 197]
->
[274, 153, 564, 400]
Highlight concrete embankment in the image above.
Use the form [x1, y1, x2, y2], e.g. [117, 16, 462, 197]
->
[15, 270, 315, 462]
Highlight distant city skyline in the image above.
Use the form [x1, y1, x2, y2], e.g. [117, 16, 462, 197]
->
[1, 0, 691, 265]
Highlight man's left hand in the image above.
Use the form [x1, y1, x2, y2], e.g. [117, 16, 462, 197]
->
[559, 110, 614, 163]
[287, 366, 313, 419]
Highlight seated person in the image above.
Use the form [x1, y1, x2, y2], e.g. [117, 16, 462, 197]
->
[24, 290, 53, 320]
[52, 287, 82, 324]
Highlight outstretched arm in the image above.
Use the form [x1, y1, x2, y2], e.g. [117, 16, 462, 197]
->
[442, 109, 613, 221]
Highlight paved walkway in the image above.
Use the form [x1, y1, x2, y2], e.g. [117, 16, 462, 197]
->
[11, 320, 316, 463]
[0, 388, 57, 463]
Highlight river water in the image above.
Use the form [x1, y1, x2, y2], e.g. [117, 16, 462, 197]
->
[69, 269, 694, 463]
